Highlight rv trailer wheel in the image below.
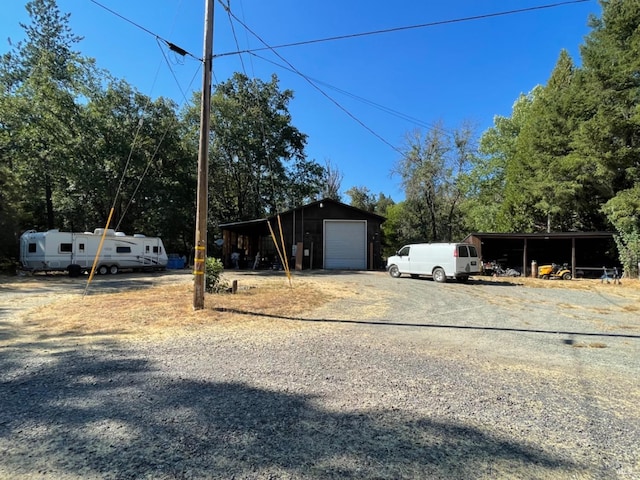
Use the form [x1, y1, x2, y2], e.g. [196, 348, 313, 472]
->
[98, 265, 108, 275]
[109, 265, 119, 275]
[388, 265, 401, 278]
[433, 267, 447, 283]
[68, 264, 82, 278]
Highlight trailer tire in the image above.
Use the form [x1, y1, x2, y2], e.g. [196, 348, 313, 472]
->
[109, 265, 119, 275]
[68, 264, 82, 278]
[98, 265, 108, 275]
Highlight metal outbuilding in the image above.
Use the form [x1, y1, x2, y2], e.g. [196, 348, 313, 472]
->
[219, 199, 385, 271]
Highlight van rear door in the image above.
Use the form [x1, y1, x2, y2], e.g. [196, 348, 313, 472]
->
[455, 245, 480, 274]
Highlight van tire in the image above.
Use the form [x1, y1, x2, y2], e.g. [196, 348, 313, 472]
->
[388, 265, 401, 278]
[456, 276, 469, 283]
[433, 268, 447, 283]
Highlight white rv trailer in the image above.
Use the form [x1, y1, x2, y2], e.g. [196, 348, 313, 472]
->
[19, 228, 168, 276]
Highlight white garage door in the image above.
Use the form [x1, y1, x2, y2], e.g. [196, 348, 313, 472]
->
[324, 220, 367, 270]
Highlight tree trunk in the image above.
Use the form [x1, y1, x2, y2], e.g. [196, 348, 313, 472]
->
[45, 173, 55, 230]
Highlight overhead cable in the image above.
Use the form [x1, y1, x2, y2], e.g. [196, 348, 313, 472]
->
[215, 0, 590, 58]
[221, 1, 404, 155]
[88, 0, 200, 61]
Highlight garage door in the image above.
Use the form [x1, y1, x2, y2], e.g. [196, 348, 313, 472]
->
[324, 220, 367, 270]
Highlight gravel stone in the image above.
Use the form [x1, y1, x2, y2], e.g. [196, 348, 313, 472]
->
[0, 271, 638, 479]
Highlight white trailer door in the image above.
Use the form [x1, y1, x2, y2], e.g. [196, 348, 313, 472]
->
[324, 220, 367, 270]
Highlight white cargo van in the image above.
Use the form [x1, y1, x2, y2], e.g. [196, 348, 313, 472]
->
[386, 243, 480, 283]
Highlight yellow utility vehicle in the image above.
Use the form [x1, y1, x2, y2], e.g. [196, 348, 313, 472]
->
[538, 263, 572, 280]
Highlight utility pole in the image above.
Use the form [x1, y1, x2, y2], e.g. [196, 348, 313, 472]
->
[193, 0, 214, 310]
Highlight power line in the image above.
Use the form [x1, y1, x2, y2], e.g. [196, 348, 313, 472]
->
[220, 1, 404, 155]
[87, 0, 200, 61]
[248, 52, 441, 132]
[215, 0, 590, 58]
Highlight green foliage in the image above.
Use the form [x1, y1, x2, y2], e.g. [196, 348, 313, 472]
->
[322, 159, 343, 201]
[205, 257, 228, 293]
[183, 72, 324, 226]
[395, 123, 475, 242]
[602, 187, 640, 276]
[380, 201, 408, 256]
[5, 0, 640, 274]
[346, 186, 376, 212]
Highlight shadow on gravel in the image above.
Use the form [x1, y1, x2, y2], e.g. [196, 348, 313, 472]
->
[214, 308, 640, 340]
[0, 344, 581, 479]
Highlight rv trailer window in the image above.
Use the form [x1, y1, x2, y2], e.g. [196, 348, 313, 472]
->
[145, 246, 150, 253]
[79, 243, 85, 251]
[457, 246, 469, 257]
[28, 243, 36, 253]
[116, 246, 131, 253]
[153, 246, 162, 254]
[60, 243, 72, 253]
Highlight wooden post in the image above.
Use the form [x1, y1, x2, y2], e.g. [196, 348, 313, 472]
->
[193, 0, 214, 310]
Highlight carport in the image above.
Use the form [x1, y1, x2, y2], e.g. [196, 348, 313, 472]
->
[463, 232, 620, 278]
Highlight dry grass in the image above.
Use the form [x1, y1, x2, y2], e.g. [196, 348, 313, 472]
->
[490, 276, 640, 303]
[573, 341, 608, 349]
[21, 277, 353, 342]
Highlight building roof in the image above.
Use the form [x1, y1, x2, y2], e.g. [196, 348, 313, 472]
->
[219, 198, 385, 230]
[464, 232, 615, 241]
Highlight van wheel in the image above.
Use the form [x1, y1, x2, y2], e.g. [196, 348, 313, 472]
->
[388, 265, 401, 278]
[433, 268, 447, 283]
[98, 265, 108, 275]
[109, 265, 119, 275]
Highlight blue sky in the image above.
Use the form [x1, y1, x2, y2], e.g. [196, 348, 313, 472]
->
[2, 0, 601, 202]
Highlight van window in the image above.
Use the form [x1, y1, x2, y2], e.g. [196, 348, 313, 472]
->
[116, 246, 131, 253]
[28, 243, 36, 253]
[457, 246, 469, 257]
[60, 243, 72, 253]
[468, 245, 478, 257]
[398, 246, 410, 256]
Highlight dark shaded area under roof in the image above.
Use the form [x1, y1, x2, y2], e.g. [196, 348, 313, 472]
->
[464, 232, 620, 278]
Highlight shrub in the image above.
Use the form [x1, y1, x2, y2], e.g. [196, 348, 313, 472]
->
[205, 257, 228, 293]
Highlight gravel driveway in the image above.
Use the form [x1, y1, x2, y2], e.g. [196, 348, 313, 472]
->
[0, 271, 639, 479]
